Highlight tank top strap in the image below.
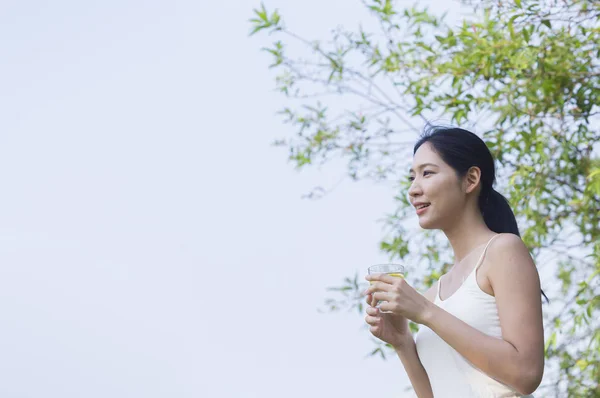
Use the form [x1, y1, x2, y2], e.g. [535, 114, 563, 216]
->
[474, 234, 501, 271]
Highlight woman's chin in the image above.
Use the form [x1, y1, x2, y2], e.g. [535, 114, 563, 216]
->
[418, 219, 432, 229]
[418, 216, 437, 230]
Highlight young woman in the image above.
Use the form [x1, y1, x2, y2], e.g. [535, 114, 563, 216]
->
[364, 126, 545, 397]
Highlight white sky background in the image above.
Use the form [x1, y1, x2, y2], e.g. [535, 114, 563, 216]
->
[0, 1, 510, 397]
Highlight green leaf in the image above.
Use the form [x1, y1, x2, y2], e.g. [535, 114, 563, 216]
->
[545, 331, 557, 352]
[576, 359, 588, 371]
[252, 2, 600, 393]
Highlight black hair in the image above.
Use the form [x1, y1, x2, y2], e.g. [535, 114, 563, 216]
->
[414, 125, 519, 235]
[413, 125, 548, 302]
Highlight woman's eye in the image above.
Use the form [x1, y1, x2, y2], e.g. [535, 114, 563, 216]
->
[408, 176, 415, 182]
[423, 170, 433, 177]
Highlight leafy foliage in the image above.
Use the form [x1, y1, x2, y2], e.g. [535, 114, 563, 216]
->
[251, 0, 600, 395]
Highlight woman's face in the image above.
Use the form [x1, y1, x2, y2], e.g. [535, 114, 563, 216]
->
[408, 142, 468, 230]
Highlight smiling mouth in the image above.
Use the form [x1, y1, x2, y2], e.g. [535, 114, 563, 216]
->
[415, 204, 431, 210]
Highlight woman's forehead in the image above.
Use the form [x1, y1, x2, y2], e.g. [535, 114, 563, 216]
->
[412, 143, 442, 167]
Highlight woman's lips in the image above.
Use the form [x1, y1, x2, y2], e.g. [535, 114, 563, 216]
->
[416, 204, 430, 215]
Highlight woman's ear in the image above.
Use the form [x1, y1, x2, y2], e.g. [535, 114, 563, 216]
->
[464, 166, 482, 194]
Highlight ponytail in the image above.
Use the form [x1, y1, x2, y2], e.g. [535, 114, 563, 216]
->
[479, 188, 520, 236]
[480, 187, 549, 302]
[414, 125, 548, 303]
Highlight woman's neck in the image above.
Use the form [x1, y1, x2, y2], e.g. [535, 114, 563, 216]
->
[443, 207, 495, 263]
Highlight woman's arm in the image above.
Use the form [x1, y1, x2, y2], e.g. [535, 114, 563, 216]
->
[395, 337, 433, 398]
[365, 284, 437, 398]
[365, 234, 544, 395]
[421, 234, 544, 395]
[395, 283, 438, 398]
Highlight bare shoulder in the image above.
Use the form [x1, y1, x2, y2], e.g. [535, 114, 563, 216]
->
[487, 233, 532, 264]
[484, 233, 539, 287]
[485, 234, 545, 392]
[490, 232, 528, 250]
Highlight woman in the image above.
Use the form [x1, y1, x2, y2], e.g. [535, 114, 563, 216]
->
[364, 126, 545, 397]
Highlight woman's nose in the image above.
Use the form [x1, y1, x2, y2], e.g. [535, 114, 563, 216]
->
[408, 181, 422, 198]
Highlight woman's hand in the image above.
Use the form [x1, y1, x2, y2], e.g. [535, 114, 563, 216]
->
[364, 274, 433, 325]
[364, 301, 411, 348]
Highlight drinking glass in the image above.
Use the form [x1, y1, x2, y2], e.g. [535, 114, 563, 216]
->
[367, 264, 405, 308]
[368, 264, 405, 278]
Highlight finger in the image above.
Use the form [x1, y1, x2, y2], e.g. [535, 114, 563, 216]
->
[364, 281, 394, 295]
[370, 296, 378, 307]
[365, 294, 379, 307]
[366, 273, 400, 284]
[365, 315, 379, 326]
[366, 306, 379, 316]
[378, 300, 398, 313]
[373, 291, 393, 302]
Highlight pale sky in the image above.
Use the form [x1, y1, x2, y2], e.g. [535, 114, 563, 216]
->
[0, 1, 475, 397]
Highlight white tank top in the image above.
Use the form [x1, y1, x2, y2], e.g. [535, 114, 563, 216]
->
[415, 235, 534, 397]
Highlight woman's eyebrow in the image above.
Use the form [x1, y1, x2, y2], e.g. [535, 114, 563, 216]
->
[409, 163, 439, 173]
